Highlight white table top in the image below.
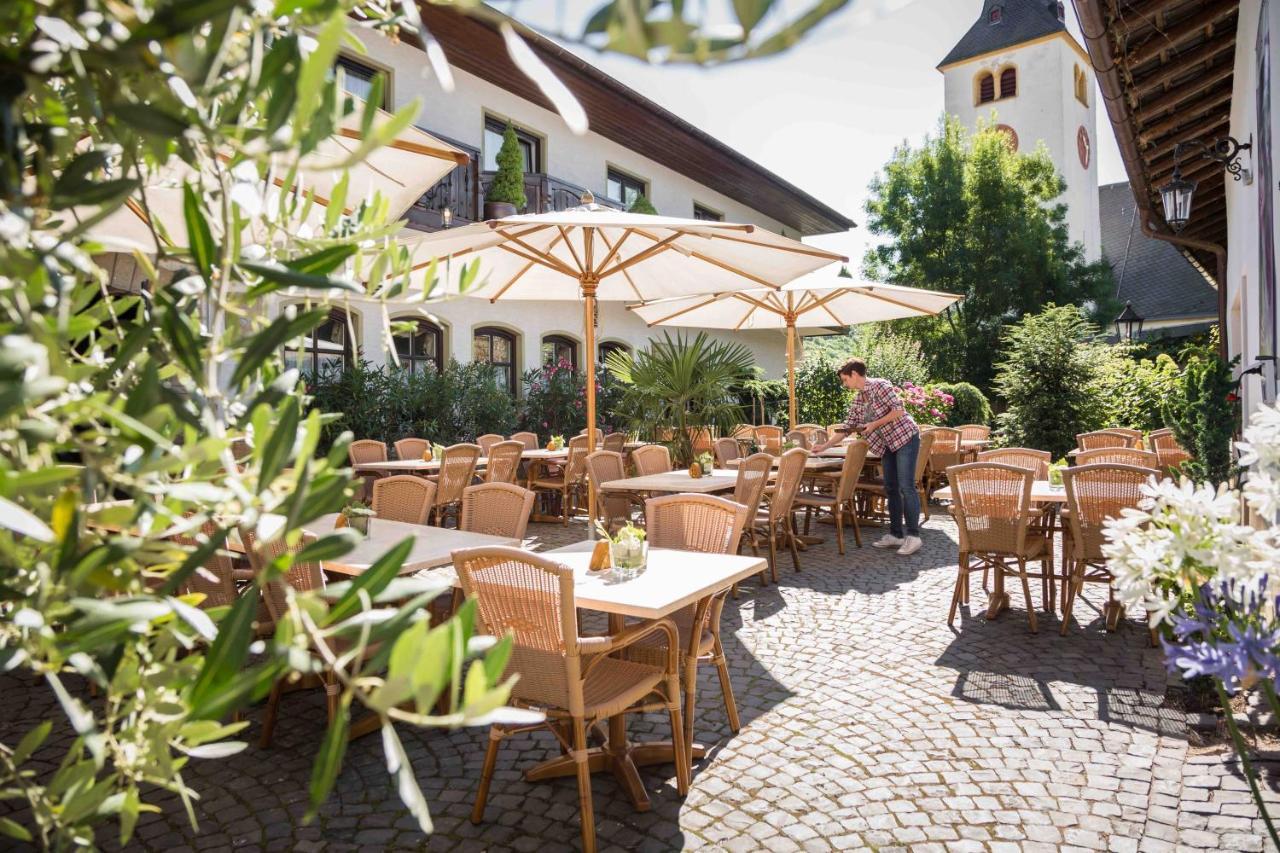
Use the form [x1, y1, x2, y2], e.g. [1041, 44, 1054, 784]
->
[599, 469, 739, 494]
[932, 480, 1068, 504]
[295, 514, 517, 576]
[726, 456, 841, 471]
[354, 457, 488, 473]
[520, 447, 570, 460]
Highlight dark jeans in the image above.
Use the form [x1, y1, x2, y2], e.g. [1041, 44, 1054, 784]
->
[882, 433, 921, 538]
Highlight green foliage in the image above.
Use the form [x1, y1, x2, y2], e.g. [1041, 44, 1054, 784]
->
[307, 361, 518, 451]
[1163, 351, 1241, 485]
[793, 360, 851, 428]
[863, 329, 930, 389]
[863, 116, 1116, 392]
[932, 382, 992, 426]
[1092, 346, 1182, 433]
[627, 193, 658, 214]
[740, 370, 787, 426]
[0, 2, 519, 846]
[485, 122, 527, 208]
[606, 332, 754, 464]
[993, 305, 1105, 459]
[521, 360, 587, 438]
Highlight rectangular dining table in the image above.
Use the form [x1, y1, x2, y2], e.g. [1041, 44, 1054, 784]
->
[726, 455, 842, 472]
[352, 457, 490, 475]
[599, 469, 739, 495]
[289, 514, 517, 576]
[439, 542, 767, 812]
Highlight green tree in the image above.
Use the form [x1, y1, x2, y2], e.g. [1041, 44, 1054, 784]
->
[1092, 346, 1182, 433]
[863, 116, 1115, 392]
[932, 382, 993, 427]
[793, 359, 851, 427]
[485, 122, 527, 209]
[627, 193, 658, 214]
[993, 305, 1105, 459]
[1163, 351, 1240, 485]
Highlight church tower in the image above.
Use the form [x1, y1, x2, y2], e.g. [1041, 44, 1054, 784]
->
[938, 0, 1100, 260]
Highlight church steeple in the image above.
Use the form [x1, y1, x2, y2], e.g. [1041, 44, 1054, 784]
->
[938, 0, 1067, 69]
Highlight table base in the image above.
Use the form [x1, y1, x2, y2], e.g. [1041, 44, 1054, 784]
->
[524, 739, 705, 812]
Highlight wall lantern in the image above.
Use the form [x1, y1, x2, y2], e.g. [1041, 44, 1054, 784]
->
[1158, 135, 1252, 233]
[441, 206, 453, 228]
[1114, 300, 1144, 342]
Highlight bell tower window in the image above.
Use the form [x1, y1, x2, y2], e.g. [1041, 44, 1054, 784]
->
[977, 72, 996, 104]
[999, 67, 1017, 99]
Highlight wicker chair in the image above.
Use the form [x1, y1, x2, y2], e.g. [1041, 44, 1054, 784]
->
[584, 450, 643, 532]
[510, 431, 539, 450]
[947, 463, 1053, 633]
[1076, 429, 1138, 451]
[394, 437, 430, 461]
[632, 443, 672, 476]
[484, 440, 524, 484]
[622, 494, 748, 762]
[1148, 428, 1191, 475]
[1060, 463, 1156, 635]
[349, 439, 387, 500]
[825, 423, 847, 437]
[459, 483, 535, 540]
[173, 522, 273, 634]
[857, 429, 937, 526]
[475, 433, 503, 455]
[730, 424, 757, 442]
[796, 440, 868, 555]
[602, 432, 626, 454]
[529, 444, 589, 525]
[730, 452, 774, 589]
[371, 474, 435, 525]
[783, 429, 809, 450]
[977, 447, 1051, 478]
[431, 443, 482, 527]
[1074, 447, 1159, 468]
[456, 547, 688, 853]
[713, 437, 741, 468]
[793, 424, 827, 447]
[755, 425, 783, 454]
[752, 448, 807, 582]
[925, 427, 965, 495]
[957, 424, 991, 443]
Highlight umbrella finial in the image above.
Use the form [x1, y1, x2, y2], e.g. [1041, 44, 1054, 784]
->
[579, 189, 595, 205]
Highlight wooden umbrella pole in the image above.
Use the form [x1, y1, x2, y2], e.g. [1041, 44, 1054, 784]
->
[582, 277, 599, 533]
[786, 316, 797, 429]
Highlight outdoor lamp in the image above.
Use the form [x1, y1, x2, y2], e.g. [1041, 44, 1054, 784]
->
[1114, 301, 1144, 343]
[441, 206, 452, 228]
[1158, 135, 1251, 233]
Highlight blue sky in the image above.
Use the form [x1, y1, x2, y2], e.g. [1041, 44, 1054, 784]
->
[506, 0, 1126, 266]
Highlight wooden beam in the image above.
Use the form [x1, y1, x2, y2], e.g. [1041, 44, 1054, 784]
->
[1134, 61, 1234, 122]
[1148, 150, 1232, 183]
[1125, 3, 1238, 68]
[1141, 112, 1230, 164]
[1131, 30, 1237, 97]
[1137, 86, 1232, 143]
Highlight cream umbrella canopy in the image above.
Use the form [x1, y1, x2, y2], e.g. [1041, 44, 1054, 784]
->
[628, 273, 963, 428]
[398, 193, 846, 503]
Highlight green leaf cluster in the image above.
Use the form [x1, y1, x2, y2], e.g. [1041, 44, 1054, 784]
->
[627, 193, 658, 215]
[484, 122, 527, 208]
[932, 382, 992, 427]
[1163, 349, 1241, 485]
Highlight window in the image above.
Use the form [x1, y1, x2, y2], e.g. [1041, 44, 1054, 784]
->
[474, 327, 517, 393]
[1073, 65, 1089, 106]
[693, 203, 724, 222]
[1056, 1, 1065, 20]
[599, 340, 630, 364]
[393, 319, 443, 374]
[482, 116, 541, 173]
[989, 5, 1002, 23]
[999, 67, 1017, 98]
[977, 72, 995, 104]
[335, 57, 387, 109]
[606, 168, 648, 210]
[541, 335, 578, 369]
[286, 310, 353, 376]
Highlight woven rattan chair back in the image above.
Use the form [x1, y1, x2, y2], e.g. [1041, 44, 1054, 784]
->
[949, 462, 1034, 555]
[632, 443, 672, 476]
[510, 431, 539, 450]
[1075, 447, 1159, 468]
[460, 483, 535, 540]
[394, 438, 429, 460]
[732, 452, 773, 520]
[1148, 428, 1191, 471]
[688, 428, 714, 457]
[173, 520, 237, 607]
[436, 443, 482, 506]
[585, 450, 633, 527]
[1106, 427, 1144, 444]
[243, 527, 323, 623]
[645, 493, 747, 555]
[731, 424, 756, 442]
[568, 433, 590, 451]
[1062, 463, 1155, 562]
[563, 444, 589, 484]
[978, 448, 1051, 479]
[834, 440, 870, 503]
[784, 430, 809, 450]
[372, 475, 435, 525]
[770, 448, 808, 518]
[476, 433, 504, 454]
[453, 546, 582, 711]
[1077, 429, 1137, 450]
[793, 424, 827, 446]
[958, 424, 992, 443]
[755, 425, 783, 453]
[485, 440, 524, 484]
[602, 432, 626, 454]
[714, 437, 741, 468]
[929, 427, 962, 455]
[348, 439, 387, 465]
[915, 429, 937, 485]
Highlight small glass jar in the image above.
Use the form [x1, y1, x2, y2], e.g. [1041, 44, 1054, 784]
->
[609, 539, 648, 579]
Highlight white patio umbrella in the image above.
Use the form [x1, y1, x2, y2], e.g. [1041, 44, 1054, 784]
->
[628, 272, 962, 428]
[74, 106, 468, 254]
[398, 193, 846, 517]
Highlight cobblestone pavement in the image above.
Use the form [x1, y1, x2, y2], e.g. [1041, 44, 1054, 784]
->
[3, 510, 1278, 852]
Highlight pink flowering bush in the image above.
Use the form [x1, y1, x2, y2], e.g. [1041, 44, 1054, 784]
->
[897, 382, 953, 426]
[521, 360, 618, 438]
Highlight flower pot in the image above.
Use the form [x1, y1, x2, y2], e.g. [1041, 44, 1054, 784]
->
[349, 515, 370, 535]
[484, 201, 518, 220]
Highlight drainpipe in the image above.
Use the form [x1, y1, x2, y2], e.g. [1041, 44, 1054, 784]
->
[1074, 0, 1230, 359]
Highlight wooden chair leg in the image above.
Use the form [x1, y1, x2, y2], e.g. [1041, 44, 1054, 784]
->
[1017, 558, 1038, 634]
[786, 518, 801, 572]
[471, 726, 503, 824]
[949, 552, 968, 627]
[847, 500, 863, 547]
[1059, 558, 1078, 636]
[767, 532, 779, 584]
[713, 637, 741, 733]
[681, 656, 698, 766]
[834, 508, 845, 556]
[259, 680, 283, 748]
[572, 719, 596, 853]
[665, 675, 690, 795]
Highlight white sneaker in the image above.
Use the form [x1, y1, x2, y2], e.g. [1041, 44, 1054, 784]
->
[897, 536, 923, 556]
[872, 534, 904, 549]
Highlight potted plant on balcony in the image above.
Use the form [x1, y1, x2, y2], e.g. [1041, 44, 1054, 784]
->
[627, 193, 658, 215]
[484, 121, 527, 219]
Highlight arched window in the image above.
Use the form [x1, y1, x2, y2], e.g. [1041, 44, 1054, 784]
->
[393, 319, 443, 374]
[286, 310, 354, 376]
[977, 72, 995, 104]
[474, 327, 517, 393]
[1073, 65, 1089, 106]
[541, 334, 578, 369]
[598, 340, 630, 365]
[999, 67, 1017, 99]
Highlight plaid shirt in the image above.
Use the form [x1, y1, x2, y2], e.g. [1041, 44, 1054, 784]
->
[843, 378, 919, 455]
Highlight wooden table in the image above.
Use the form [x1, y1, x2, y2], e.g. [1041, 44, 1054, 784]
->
[503, 542, 768, 812]
[599, 469, 738, 495]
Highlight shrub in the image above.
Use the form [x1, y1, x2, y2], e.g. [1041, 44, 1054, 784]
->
[1092, 345, 1181, 433]
[521, 359, 587, 438]
[627, 193, 658, 214]
[793, 359, 852, 427]
[933, 381, 992, 426]
[898, 382, 953, 426]
[485, 121, 527, 208]
[1163, 351, 1240, 486]
[993, 305, 1104, 459]
[862, 329, 930, 389]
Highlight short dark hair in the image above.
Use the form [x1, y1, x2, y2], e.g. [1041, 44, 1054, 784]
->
[838, 358, 867, 378]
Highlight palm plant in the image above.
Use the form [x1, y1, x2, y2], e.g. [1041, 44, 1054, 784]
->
[606, 331, 755, 465]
